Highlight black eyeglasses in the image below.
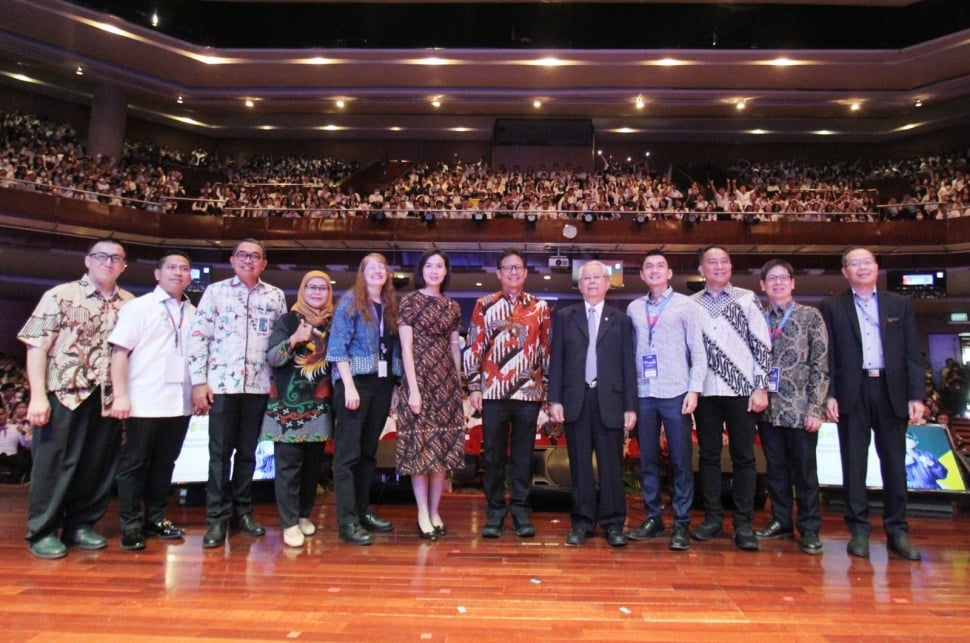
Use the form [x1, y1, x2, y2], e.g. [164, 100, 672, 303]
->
[88, 252, 126, 265]
[234, 251, 264, 262]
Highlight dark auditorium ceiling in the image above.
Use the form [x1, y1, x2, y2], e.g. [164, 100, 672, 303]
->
[0, 0, 969, 143]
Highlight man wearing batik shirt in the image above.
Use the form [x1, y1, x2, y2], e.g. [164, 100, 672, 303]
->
[188, 238, 287, 548]
[690, 245, 772, 552]
[18, 238, 133, 559]
[464, 248, 551, 539]
[755, 259, 829, 556]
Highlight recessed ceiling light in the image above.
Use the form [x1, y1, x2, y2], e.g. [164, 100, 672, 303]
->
[915, 99, 923, 107]
[75, 66, 83, 76]
[533, 100, 542, 109]
[635, 95, 645, 109]
[543, 275, 551, 281]
[335, 99, 346, 109]
[244, 99, 254, 108]
[736, 99, 746, 110]
[431, 98, 442, 108]
[850, 102, 861, 111]
[176, 95, 183, 104]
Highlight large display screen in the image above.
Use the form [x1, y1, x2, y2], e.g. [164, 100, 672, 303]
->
[171, 415, 276, 484]
[816, 422, 968, 492]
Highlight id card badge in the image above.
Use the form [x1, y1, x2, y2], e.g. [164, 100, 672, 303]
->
[377, 359, 388, 378]
[165, 354, 186, 383]
[641, 354, 659, 379]
[256, 317, 271, 335]
[767, 366, 781, 393]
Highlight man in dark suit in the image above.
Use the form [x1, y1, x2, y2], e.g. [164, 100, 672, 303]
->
[820, 247, 924, 561]
[548, 261, 638, 547]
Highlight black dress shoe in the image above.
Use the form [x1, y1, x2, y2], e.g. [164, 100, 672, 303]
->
[627, 517, 665, 541]
[202, 522, 227, 548]
[799, 531, 823, 555]
[144, 519, 185, 539]
[604, 527, 628, 548]
[512, 517, 536, 538]
[432, 523, 448, 536]
[29, 534, 67, 559]
[691, 520, 724, 541]
[121, 530, 146, 551]
[232, 514, 265, 537]
[417, 522, 439, 541]
[65, 526, 107, 550]
[480, 519, 503, 539]
[734, 527, 760, 551]
[847, 532, 870, 559]
[339, 523, 373, 546]
[669, 525, 691, 551]
[888, 533, 921, 561]
[565, 528, 590, 546]
[360, 511, 393, 533]
[755, 519, 794, 540]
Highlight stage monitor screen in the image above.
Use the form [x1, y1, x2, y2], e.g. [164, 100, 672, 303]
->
[887, 268, 946, 298]
[172, 415, 275, 483]
[816, 422, 967, 492]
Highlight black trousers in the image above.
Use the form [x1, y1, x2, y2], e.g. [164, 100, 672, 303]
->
[116, 415, 190, 532]
[694, 395, 757, 529]
[480, 399, 541, 523]
[274, 441, 325, 529]
[205, 393, 267, 525]
[332, 375, 394, 527]
[564, 386, 626, 532]
[26, 389, 121, 543]
[757, 421, 821, 535]
[837, 377, 909, 538]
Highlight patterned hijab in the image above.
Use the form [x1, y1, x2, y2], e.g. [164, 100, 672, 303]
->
[292, 270, 333, 328]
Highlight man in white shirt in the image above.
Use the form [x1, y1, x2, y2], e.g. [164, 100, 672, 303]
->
[108, 251, 196, 551]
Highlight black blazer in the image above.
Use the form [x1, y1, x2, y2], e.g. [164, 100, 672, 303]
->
[819, 289, 923, 419]
[547, 302, 638, 428]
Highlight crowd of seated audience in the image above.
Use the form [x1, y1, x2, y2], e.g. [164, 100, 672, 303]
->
[1, 111, 186, 213]
[3, 110, 969, 222]
[190, 154, 358, 217]
[0, 354, 30, 484]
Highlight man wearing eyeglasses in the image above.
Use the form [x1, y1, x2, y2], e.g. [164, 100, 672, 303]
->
[820, 247, 924, 561]
[464, 248, 551, 539]
[755, 259, 829, 555]
[187, 238, 287, 548]
[18, 238, 133, 558]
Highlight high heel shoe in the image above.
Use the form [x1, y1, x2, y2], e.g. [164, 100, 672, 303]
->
[432, 522, 448, 536]
[417, 522, 438, 541]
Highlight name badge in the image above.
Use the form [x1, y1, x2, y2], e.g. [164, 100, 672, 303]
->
[165, 354, 186, 384]
[641, 354, 659, 379]
[378, 359, 388, 378]
[767, 366, 780, 393]
[256, 317, 271, 334]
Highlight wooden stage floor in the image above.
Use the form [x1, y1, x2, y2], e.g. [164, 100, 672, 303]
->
[1, 483, 968, 642]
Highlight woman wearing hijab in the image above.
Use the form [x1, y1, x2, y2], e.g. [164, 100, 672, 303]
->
[263, 270, 334, 548]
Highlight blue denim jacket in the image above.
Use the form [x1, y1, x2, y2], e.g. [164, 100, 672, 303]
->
[325, 293, 402, 381]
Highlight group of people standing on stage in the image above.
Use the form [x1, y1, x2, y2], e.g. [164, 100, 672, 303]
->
[16, 238, 925, 563]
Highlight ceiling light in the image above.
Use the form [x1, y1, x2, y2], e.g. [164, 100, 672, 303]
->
[768, 57, 797, 67]
[813, 130, 836, 136]
[431, 98, 441, 108]
[75, 66, 83, 76]
[534, 57, 566, 67]
[915, 99, 923, 107]
[655, 58, 685, 67]
[635, 95, 645, 110]
[151, 11, 159, 28]
[533, 100, 542, 109]
[850, 102, 861, 111]
[736, 99, 746, 110]
[335, 99, 346, 109]
[244, 99, 254, 108]
[176, 95, 183, 104]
